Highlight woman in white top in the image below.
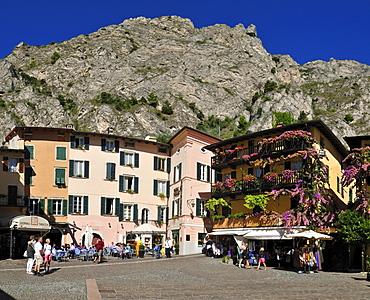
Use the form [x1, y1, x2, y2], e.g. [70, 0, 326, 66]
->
[43, 238, 52, 273]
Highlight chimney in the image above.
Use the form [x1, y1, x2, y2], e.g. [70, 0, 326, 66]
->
[145, 136, 157, 142]
[107, 127, 114, 134]
[66, 124, 74, 129]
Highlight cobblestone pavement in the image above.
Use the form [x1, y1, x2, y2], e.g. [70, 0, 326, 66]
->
[0, 254, 369, 300]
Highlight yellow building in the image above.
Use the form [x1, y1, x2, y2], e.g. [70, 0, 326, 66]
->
[204, 120, 349, 238]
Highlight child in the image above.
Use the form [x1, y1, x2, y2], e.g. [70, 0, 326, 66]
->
[256, 247, 267, 270]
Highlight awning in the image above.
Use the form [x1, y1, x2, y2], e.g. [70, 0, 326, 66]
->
[243, 228, 301, 240]
[284, 229, 333, 240]
[129, 223, 166, 234]
[208, 230, 250, 236]
[1, 215, 51, 231]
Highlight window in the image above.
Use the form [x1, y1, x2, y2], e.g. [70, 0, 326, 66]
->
[56, 146, 67, 160]
[101, 197, 119, 216]
[172, 199, 179, 217]
[197, 163, 210, 182]
[141, 208, 149, 224]
[29, 198, 40, 215]
[8, 158, 18, 172]
[69, 160, 89, 178]
[292, 161, 303, 171]
[53, 199, 63, 216]
[105, 198, 114, 215]
[349, 189, 353, 203]
[320, 136, 325, 148]
[154, 156, 170, 172]
[25, 145, 34, 160]
[336, 176, 340, 193]
[173, 163, 182, 182]
[55, 168, 66, 186]
[8, 185, 18, 205]
[120, 152, 139, 167]
[71, 136, 90, 150]
[25, 166, 34, 185]
[101, 139, 119, 152]
[123, 205, 133, 221]
[125, 141, 135, 149]
[73, 196, 83, 214]
[195, 198, 207, 217]
[119, 175, 139, 193]
[158, 180, 167, 195]
[158, 147, 167, 154]
[106, 163, 116, 180]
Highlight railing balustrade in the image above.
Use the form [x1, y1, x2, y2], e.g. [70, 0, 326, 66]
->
[0, 195, 28, 206]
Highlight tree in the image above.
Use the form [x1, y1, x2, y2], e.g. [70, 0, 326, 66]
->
[205, 198, 231, 216]
[147, 92, 158, 108]
[161, 100, 173, 115]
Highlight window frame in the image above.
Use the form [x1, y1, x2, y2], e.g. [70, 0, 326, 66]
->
[52, 198, 63, 216]
[54, 167, 66, 186]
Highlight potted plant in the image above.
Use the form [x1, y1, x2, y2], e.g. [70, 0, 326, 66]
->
[127, 189, 134, 194]
[222, 255, 231, 264]
[174, 243, 179, 255]
[158, 192, 166, 198]
[139, 244, 145, 258]
[77, 145, 84, 149]
[76, 174, 83, 178]
[127, 163, 134, 167]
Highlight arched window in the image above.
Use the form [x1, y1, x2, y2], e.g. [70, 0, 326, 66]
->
[141, 208, 149, 224]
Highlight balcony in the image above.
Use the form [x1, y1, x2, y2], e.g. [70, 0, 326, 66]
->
[212, 138, 310, 169]
[0, 195, 28, 207]
[212, 172, 302, 198]
[213, 215, 280, 229]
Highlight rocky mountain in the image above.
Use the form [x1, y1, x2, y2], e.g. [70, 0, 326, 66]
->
[1, 16, 370, 146]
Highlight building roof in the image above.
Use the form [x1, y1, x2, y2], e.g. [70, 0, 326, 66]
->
[167, 126, 221, 144]
[204, 120, 348, 158]
[343, 135, 370, 150]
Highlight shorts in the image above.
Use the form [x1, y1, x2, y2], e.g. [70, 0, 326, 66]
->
[258, 257, 265, 264]
[35, 254, 43, 265]
[97, 249, 103, 256]
[44, 254, 52, 262]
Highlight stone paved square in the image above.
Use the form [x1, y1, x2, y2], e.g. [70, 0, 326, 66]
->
[0, 255, 369, 299]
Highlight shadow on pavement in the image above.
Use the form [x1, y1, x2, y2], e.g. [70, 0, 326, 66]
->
[0, 289, 16, 300]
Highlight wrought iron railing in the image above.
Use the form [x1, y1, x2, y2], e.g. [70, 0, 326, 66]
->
[0, 195, 29, 206]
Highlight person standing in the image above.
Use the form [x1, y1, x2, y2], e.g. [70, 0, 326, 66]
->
[256, 247, 267, 270]
[43, 238, 52, 273]
[154, 242, 162, 259]
[34, 237, 44, 276]
[93, 238, 105, 264]
[164, 237, 173, 258]
[26, 241, 35, 274]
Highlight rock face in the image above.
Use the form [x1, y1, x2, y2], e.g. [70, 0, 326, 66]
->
[1, 16, 369, 145]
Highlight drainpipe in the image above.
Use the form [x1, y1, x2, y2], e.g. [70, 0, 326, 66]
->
[10, 228, 13, 259]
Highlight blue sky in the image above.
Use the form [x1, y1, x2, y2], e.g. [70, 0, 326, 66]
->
[1, 0, 370, 65]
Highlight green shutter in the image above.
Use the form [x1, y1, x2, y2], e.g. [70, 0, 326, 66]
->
[153, 179, 158, 195]
[56, 146, 66, 160]
[25, 145, 34, 159]
[134, 177, 139, 193]
[70, 136, 76, 148]
[119, 203, 124, 221]
[48, 199, 53, 215]
[167, 158, 171, 173]
[56, 168, 66, 185]
[39, 199, 45, 215]
[133, 204, 138, 221]
[101, 139, 106, 151]
[120, 151, 125, 166]
[62, 199, 67, 216]
[84, 137, 90, 150]
[3, 157, 8, 171]
[115, 198, 120, 216]
[119, 175, 124, 192]
[197, 162, 201, 180]
[106, 163, 111, 180]
[196, 198, 201, 216]
[83, 196, 89, 215]
[165, 207, 169, 224]
[166, 181, 170, 197]
[111, 163, 116, 180]
[25, 166, 32, 185]
[179, 163, 182, 180]
[69, 160, 74, 177]
[134, 153, 139, 168]
[114, 140, 120, 153]
[207, 166, 211, 182]
[101, 197, 106, 215]
[84, 161, 89, 178]
[154, 156, 158, 170]
[68, 195, 74, 214]
[157, 206, 162, 222]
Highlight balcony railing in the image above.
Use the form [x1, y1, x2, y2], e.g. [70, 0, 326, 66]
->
[0, 195, 28, 206]
[212, 215, 280, 229]
[212, 138, 310, 168]
[212, 172, 302, 198]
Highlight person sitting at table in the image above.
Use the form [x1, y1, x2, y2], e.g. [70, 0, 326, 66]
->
[93, 238, 105, 264]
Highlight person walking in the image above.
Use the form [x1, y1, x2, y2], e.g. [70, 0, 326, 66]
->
[256, 247, 267, 270]
[154, 242, 162, 259]
[43, 238, 52, 273]
[164, 237, 173, 258]
[26, 241, 35, 274]
[34, 237, 44, 276]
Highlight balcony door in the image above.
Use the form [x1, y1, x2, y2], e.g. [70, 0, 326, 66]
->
[8, 185, 18, 205]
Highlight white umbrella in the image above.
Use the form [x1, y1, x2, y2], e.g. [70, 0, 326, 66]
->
[284, 229, 333, 240]
[85, 225, 93, 248]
